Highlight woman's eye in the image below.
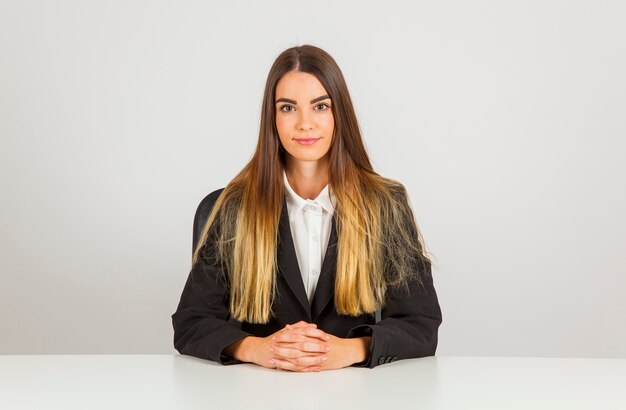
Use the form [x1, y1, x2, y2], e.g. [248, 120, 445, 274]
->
[279, 103, 330, 112]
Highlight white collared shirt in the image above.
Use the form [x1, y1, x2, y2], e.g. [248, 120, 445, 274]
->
[283, 170, 337, 305]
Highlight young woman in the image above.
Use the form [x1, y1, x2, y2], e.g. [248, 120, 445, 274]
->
[172, 44, 442, 372]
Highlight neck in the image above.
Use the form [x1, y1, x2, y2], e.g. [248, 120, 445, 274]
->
[284, 155, 330, 200]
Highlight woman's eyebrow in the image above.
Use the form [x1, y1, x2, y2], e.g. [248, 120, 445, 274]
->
[275, 95, 330, 105]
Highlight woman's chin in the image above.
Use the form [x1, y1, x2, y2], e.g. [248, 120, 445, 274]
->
[286, 151, 330, 163]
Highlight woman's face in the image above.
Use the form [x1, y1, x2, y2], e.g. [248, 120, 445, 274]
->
[275, 71, 334, 164]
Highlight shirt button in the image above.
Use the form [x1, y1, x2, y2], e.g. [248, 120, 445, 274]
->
[312, 269, 318, 275]
[312, 234, 318, 242]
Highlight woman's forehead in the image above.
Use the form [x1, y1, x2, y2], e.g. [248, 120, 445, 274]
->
[276, 72, 329, 101]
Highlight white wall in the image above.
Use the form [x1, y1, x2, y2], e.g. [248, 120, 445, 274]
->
[1, 0, 624, 357]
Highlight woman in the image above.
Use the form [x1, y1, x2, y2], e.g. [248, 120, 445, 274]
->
[171, 44, 442, 372]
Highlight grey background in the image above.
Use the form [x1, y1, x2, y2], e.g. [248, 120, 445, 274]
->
[1, 1, 624, 357]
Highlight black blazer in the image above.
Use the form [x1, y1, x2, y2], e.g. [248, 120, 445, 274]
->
[171, 188, 443, 368]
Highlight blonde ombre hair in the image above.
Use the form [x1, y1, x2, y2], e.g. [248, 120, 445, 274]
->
[192, 45, 432, 323]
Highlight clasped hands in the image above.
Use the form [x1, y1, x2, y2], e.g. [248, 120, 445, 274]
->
[251, 321, 366, 372]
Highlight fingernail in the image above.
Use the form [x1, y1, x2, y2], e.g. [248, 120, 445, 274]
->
[325, 345, 331, 351]
[270, 348, 274, 352]
[272, 336, 276, 340]
[325, 335, 330, 340]
[269, 359, 275, 364]
[321, 356, 328, 362]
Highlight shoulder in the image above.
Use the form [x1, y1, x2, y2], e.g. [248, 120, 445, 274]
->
[193, 188, 226, 250]
[195, 187, 226, 217]
[376, 177, 409, 209]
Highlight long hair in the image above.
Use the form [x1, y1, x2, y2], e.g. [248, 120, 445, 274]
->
[192, 44, 432, 323]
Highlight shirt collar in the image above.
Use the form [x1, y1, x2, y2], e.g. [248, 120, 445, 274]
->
[283, 169, 336, 223]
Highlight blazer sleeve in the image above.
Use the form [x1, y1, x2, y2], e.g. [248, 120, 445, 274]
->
[345, 189, 443, 369]
[346, 262, 442, 368]
[171, 194, 252, 365]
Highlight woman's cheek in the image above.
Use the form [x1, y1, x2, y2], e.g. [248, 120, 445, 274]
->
[275, 117, 292, 142]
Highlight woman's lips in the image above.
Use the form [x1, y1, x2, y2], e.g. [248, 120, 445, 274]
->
[295, 138, 320, 145]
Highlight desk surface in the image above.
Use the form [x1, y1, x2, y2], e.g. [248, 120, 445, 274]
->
[0, 354, 624, 409]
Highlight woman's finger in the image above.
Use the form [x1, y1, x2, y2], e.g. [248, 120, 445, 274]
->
[271, 345, 305, 359]
[275, 327, 330, 343]
[272, 348, 328, 367]
[269, 357, 301, 371]
[272, 343, 329, 358]
[286, 321, 317, 329]
[273, 340, 330, 354]
[273, 332, 321, 344]
[269, 357, 322, 372]
[290, 354, 327, 368]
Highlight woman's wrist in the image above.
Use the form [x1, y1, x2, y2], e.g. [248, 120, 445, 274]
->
[223, 336, 259, 362]
[349, 336, 372, 364]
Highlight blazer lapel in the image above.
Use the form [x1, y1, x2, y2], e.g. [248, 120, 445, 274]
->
[311, 213, 338, 321]
[277, 197, 339, 323]
[277, 197, 312, 320]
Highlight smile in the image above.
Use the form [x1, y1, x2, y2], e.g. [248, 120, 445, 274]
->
[295, 138, 320, 145]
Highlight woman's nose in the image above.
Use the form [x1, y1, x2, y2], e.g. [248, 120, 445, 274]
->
[296, 110, 314, 131]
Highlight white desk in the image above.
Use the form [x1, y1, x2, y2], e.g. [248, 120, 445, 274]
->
[0, 355, 624, 409]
